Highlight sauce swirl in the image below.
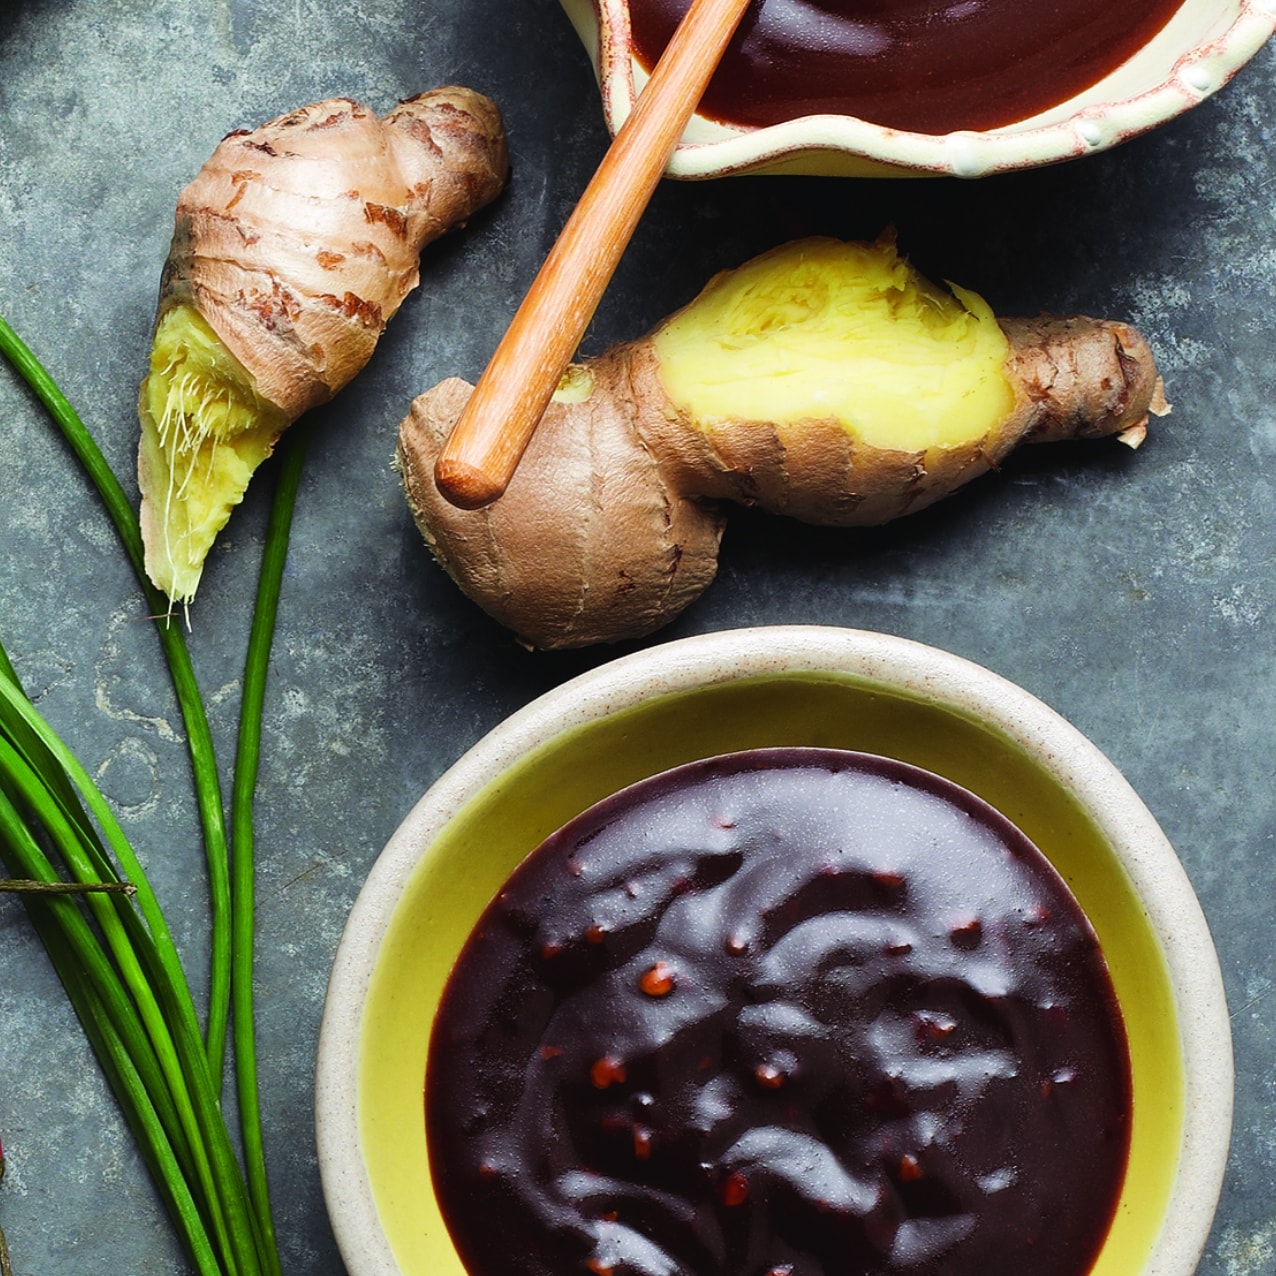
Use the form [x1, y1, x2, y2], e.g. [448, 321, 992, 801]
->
[427, 749, 1131, 1276]
[629, 0, 1185, 134]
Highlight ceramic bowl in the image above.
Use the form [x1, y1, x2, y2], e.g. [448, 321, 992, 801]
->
[558, 0, 1276, 178]
[316, 625, 1232, 1276]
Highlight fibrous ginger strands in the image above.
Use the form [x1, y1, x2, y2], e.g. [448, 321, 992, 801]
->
[138, 87, 509, 604]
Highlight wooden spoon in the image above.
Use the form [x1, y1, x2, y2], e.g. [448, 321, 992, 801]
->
[433, 0, 753, 510]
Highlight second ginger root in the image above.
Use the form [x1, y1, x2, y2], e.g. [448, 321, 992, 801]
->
[398, 236, 1166, 650]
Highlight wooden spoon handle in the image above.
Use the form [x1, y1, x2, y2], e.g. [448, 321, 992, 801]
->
[434, 0, 752, 509]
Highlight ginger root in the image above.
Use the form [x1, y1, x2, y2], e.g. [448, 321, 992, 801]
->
[398, 237, 1165, 650]
[138, 87, 508, 604]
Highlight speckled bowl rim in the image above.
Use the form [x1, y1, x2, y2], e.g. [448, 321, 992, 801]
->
[316, 625, 1233, 1276]
[561, 0, 1276, 178]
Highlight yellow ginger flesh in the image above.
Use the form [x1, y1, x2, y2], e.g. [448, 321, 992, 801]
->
[651, 238, 1016, 451]
[138, 305, 287, 604]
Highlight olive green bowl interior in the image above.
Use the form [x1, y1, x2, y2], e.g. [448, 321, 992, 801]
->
[316, 626, 1232, 1276]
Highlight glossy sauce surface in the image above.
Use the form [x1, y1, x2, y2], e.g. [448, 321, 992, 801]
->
[630, 0, 1184, 134]
[427, 749, 1131, 1276]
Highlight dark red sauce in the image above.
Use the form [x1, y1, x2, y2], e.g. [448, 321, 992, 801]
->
[427, 749, 1131, 1276]
[630, 0, 1184, 134]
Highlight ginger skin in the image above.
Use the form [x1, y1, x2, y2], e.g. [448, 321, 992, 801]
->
[139, 87, 508, 605]
[398, 237, 1165, 650]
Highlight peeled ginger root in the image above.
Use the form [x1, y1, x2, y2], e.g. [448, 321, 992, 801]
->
[398, 236, 1166, 650]
[139, 88, 508, 604]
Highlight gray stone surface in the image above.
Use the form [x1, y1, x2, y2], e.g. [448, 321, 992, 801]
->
[0, 1, 1273, 1273]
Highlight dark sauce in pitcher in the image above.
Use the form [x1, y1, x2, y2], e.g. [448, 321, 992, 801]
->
[427, 749, 1132, 1276]
[630, 0, 1185, 134]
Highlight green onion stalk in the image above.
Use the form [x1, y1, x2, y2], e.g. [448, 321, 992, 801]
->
[0, 314, 299, 1275]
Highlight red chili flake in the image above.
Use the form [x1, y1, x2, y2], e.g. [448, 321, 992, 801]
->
[586, 1259, 614, 1276]
[639, 962, 676, 997]
[885, 940, 913, 957]
[725, 933, 749, 955]
[539, 1044, 564, 1060]
[540, 940, 563, 960]
[478, 1161, 498, 1180]
[949, 917, 983, 950]
[720, 1171, 750, 1206]
[633, 1125, 654, 1159]
[754, 1063, 786, 1090]
[898, 1153, 924, 1182]
[914, 1010, 957, 1043]
[585, 923, 606, 944]
[591, 1055, 627, 1089]
[874, 869, 906, 890]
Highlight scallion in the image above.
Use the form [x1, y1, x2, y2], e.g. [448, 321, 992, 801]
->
[0, 315, 294, 1274]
